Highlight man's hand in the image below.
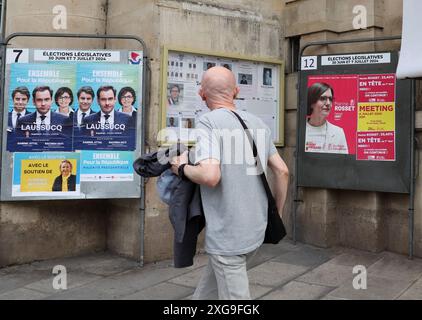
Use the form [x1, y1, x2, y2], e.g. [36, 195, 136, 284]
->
[171, 150, 189, 175]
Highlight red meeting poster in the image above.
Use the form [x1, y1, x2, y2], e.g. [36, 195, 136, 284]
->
[305, 74, 396, 161]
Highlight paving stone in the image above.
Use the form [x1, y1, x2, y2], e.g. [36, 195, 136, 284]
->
[45, 263, 194, 300]
[271, 248, 333, 268]
[397, 278, 422, 300]
[367, 253, 422, 282]
[329, 250, 383, 268]
[10, 253, 118, 273]
[296, 262, 353, 287]
[250, 284, 273, 300]
[121, 282, 194, 300]
[248, 261, 309, 287]
[46, 285, 117, 300]
[73, 257, 140, 276]
[115, 263, 195, 286]
[0, 272, 51, 295]
[274, 239, 302, 252]
[248, 247, 291, 269]
[168, 267, 205, 288]
[0, 288, 49, 300]
[259, 281, 333, 300]
[1, 253, 139, 277]
[329, 275, 413, 300]
[24, 271, 103, 294]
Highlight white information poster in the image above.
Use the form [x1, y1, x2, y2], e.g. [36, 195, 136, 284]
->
[163, 51, 282, 143]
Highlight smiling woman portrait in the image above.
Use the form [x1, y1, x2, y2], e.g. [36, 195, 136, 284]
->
[305, 82, 348, 154]
[54, 87, 75, 118]
[52, 159, 76, 192]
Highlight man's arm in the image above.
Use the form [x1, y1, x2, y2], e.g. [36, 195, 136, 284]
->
[171, 151, 221, 188]
[267, 152, 289, 215]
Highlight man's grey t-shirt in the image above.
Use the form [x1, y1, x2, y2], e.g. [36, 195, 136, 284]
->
[194, 108, 277, 255]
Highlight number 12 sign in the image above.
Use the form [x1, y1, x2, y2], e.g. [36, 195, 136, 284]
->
[301, 56, 317, 71]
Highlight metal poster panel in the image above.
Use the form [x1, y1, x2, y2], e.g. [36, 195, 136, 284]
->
[304, 73, 396, 161]
[160, 48, 284, 145]
[1, 48, 144, 201]
[298, 52, 412, 193]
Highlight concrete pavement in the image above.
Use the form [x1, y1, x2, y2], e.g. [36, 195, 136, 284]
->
[1, 239, 422, 300]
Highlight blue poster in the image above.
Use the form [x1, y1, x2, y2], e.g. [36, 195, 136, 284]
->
[72, 64, 139, 151]
[80, 151, 134, 181]
[6, 64, 75, 152]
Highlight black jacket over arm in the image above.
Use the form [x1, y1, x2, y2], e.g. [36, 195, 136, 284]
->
[134, 144, 205, 268]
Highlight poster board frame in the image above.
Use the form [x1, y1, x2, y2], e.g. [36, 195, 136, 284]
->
[0, 33, 148, 201]
[297, 51, 412, 194]
[159, 46, 285, 147]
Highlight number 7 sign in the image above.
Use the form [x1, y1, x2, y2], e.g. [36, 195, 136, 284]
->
[6, 49, 29, 64]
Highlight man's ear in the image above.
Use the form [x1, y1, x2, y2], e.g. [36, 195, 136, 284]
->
[199, 88, 206, 101]
[233, 86, 240, 99]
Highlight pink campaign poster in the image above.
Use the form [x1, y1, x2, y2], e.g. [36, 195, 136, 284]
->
[306, 75, 358, 155]
[305, 74, 396, 161]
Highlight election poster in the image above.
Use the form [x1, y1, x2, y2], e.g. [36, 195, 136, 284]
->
[72, 63, 139, 151]
[2, 48, 144, 200]
[6, 64, 75, 152]
[305, 73, 396, 160]
[6, 61, 140, 153]
[12, 152, 80, 197]
[357, 74, 396, 161]
[80, 151, 134, 182]
[305, 75, 358, 155]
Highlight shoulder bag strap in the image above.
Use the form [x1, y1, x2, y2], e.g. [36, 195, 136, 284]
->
[231, 111, 275, 202]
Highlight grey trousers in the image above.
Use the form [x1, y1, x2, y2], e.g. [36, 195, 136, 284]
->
[192, 248, 258, 300]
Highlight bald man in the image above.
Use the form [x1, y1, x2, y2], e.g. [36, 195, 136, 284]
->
[171, 66, 289, 300]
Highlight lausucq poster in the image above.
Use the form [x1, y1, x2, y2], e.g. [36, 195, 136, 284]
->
[72, 64, 139, 151]
[6, 62, 139, 152]
[6, 64, 75, 152]
[305, 74, 396, 161]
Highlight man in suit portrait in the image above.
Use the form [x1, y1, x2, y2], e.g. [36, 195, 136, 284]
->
[8, 86, 31, 130]
[16, 86, 70, 136]
[52, 159, 76, 192]
[75, 86, 95, 127]
[82, 85, 131, 133]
